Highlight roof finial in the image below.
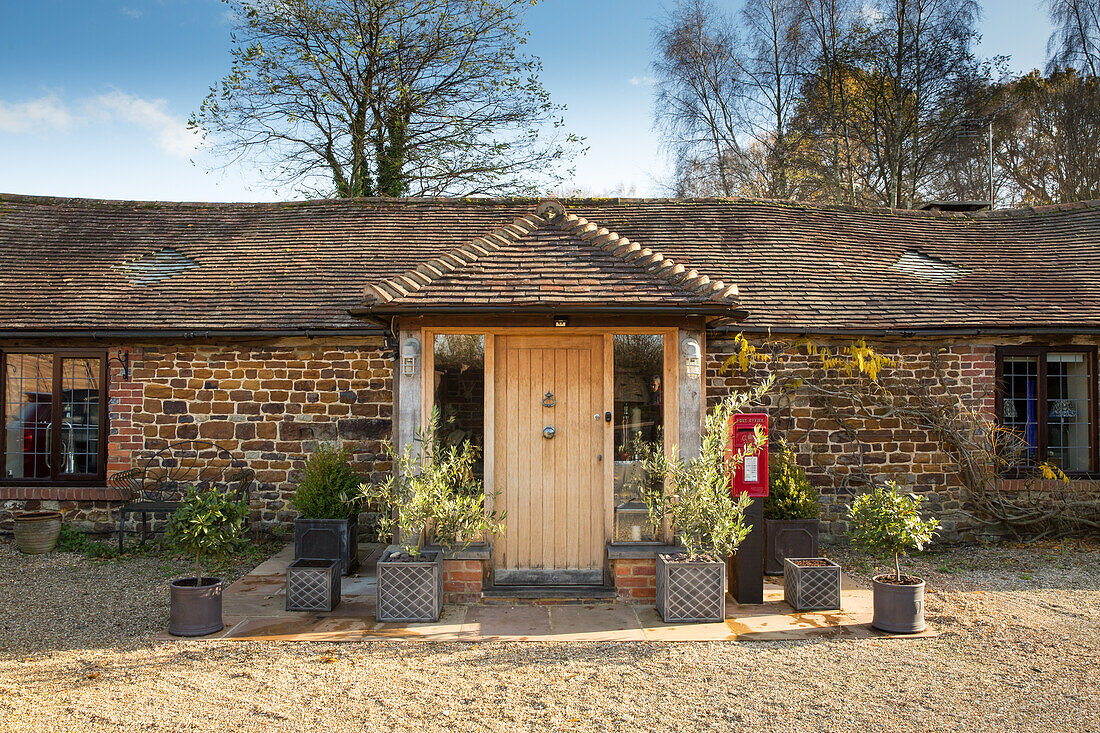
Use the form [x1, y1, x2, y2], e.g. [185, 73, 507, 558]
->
[536, 199, 566, 221]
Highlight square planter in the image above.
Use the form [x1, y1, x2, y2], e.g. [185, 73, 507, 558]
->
[655, 554, 726, 623]
[376, 549, 443, 623]
[294, 516, 359, 576]
[286, 558, 342, 612]
[783, 557, 842, 611]
[764, 519, 820, 575]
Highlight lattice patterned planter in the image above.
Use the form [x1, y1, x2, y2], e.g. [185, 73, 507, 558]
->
[286, 558, 342, 612]
[655, 554, 726, 623]
[376, 550, 443, 623]
[783, 557, 842, 611]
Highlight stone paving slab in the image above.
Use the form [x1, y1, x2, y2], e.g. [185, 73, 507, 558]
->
[166, 544, 939, 642]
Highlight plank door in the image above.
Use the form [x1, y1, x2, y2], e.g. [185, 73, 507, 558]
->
[493, 335, 607, 585]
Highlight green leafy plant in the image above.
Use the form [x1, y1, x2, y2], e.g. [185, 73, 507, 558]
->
[763, 440, 819, 520]
[360, 408, 505, 558]
[167, 486, 250, 582]
[847, 481, 941, 582]
[292, 442, 364, 519]
[642, 378, 774, 560]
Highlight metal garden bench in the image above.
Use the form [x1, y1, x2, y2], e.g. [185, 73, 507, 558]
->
[107, 440, 254, 551]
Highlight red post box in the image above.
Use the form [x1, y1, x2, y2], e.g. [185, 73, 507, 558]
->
[728, 413, 768, 498]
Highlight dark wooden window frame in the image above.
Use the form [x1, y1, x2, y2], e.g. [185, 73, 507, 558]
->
[995, 345, 1099, 476]
[0, 348, 109, 485]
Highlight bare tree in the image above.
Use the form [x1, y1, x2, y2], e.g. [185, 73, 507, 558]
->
[190, 0, 581, 198]
[1045, 0, 1100, 76]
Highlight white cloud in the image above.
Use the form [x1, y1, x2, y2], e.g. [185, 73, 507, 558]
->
[0, 94, 74, 133]
[120, 6, 143, 19]
[0, 91, 200, 158]
[629, 75, 656, 86]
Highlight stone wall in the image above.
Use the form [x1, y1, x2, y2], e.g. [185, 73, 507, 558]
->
[1, 337, 394, 533]
[706, 334, 998, 542]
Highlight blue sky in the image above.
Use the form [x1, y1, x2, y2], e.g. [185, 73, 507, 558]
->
[0, 0, 1054, 201]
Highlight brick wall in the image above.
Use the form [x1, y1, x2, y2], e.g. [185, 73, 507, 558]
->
[706, 335, 998, 542]
[442, 559, 486, 604]
[611, 558, 657, 601]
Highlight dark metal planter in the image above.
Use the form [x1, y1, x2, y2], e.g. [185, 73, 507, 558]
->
[293, 516, 359, 576]
[376, 549, 443, 623]
[783, 557, 842, 611]
[169, 577, 223, 637]
[286, 558, 342, 612]
[13, 511, 63, 554]
[655, 554, 726, 623]
[872, 576, 926, 633]
[764, 519, 820, 575]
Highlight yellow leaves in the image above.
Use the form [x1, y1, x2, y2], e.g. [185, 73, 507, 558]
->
[722, 334, 894, 382]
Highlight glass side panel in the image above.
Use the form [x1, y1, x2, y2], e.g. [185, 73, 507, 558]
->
[433, 335, 486, 482]
[1047, 352, 1091, 472]
[1002, 355, 1038, 464]
[4, 354, 54, 479]
[60, 358, 101, 475]
[613, 334, 664, 543]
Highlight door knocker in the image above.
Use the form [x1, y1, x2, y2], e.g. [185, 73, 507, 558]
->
[542, 391, 556, 408]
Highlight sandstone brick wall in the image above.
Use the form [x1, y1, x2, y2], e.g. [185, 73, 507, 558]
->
[1, 337, 393, 533]
[706, 335, 998, 542]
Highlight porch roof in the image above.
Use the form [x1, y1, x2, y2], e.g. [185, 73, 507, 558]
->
[1, 193, 1100, 334]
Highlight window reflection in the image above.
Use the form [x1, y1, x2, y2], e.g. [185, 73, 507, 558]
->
[4, 354, 53, 479]
[613, 334, 664, 543]
[433, 335, 485, 481]
[1047, 352, 1090, 472]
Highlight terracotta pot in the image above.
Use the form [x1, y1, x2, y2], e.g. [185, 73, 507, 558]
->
[13, 511, 63, 554]
[871, 575, 926, 633]
[169, 578, 224, 637]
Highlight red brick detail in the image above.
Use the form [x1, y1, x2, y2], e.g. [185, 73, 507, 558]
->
[0, 487, 125, 501]
[612, 559, 656, 602]
[442, 559, 485, 604]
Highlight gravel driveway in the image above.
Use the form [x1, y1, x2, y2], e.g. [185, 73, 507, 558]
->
[1, 539, 1097, 733]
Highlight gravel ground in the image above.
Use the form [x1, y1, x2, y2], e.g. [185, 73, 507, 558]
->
[1, 539, 1098, 733]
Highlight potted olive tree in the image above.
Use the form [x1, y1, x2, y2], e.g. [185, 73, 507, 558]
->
[763, 441, 821, 574]
[361, 409, 504, 622]
[292, 442, 364, 575]
[166, 486, 249, 636]
[643, 379, 771, 623]
[848, 481, 940, 633]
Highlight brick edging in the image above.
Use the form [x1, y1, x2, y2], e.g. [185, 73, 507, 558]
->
[0, 486, 125, 501]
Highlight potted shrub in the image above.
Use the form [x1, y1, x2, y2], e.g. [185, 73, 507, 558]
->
[361, 409, 504, 622]
[762, 440, 821, 574]
[166, 485, 249, 637]
[643, 379, 772, 623]
[848, 481, 940, 634]
[13, 510, 63, 554]
[292, 442, 364, 576]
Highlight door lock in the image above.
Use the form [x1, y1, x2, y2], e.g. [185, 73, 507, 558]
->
[605, 411, 612, 423]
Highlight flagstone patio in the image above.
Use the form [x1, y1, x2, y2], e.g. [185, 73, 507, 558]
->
[168, 544, 937, 642]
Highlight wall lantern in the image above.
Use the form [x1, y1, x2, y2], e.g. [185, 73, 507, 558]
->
[402, 337, 421, 377]
[553, 316, 568, 327]
[681, 337, 702, 378]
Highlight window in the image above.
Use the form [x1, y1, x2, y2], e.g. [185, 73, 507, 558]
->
[613, 334, 665, 542]
[432, 335, 486, 480]
[2, 350, 107, 482]
[997, 347, 1097, 474]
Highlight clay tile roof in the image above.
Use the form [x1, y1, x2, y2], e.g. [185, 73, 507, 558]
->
[1, 192, 1100, 333]
[359, 200, 740, 313]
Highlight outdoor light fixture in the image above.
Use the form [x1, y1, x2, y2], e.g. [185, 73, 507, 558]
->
[554, 317, 568, 327]
[402, 337, 420, 377]
[681, 337, 702, 378]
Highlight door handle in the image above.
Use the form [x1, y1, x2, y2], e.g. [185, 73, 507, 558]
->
[543, 426, 556, 440]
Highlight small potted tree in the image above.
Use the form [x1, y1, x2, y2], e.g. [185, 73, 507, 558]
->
[292, 442, 364, 576]
[848, 481, 940, 633]
[361, 409, 504, 622]
[763, 440, 821, 574]
[643, 379, 771, 623]
[166, 485, 249, 636]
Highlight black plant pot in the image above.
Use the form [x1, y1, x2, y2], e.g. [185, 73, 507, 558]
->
[871, 575, 926, 633]
[763, 519, 820, 575]
[169, 577, 223, 637]
[294, 516, 359, 575]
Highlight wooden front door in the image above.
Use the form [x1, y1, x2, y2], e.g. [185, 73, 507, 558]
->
[493, 335, 607, 585]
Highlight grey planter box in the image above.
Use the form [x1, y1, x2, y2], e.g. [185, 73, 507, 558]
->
[783, 557, 842, 611]
[376, 549, 443, 623]
[764, 519, 820, 575]
[294, 517, 358, 576]
[655, 554, 726, 623]
[286, 558, 342, 612]
[872, 576, 926, 633]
